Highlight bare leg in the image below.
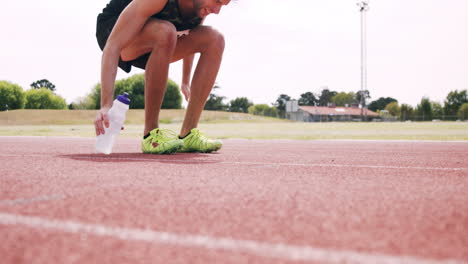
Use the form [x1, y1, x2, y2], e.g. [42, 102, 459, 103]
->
[121, 23, 225, 137]
[180, 49, 224, 137]
[170, 27, 225, 137]
[120, 20, 177, 136]
[143, 40, 176, 135]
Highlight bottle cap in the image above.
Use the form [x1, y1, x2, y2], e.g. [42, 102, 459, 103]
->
[117, 92, 131, 105]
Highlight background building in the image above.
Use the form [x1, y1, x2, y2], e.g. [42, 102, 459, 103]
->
[286, 100, 379, 122]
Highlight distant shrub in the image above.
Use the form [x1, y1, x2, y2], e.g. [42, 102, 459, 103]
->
[24, 88, 67, 109]
[458, 103, 468, 120]
[384, 101, 400, 117]
[0, 80, 26, 111]
[248, 104, 278, 117]
[161, 79, 182, 109]
[229, 97, 253, 113]
[87, 74, 182, 109]
[70, 95, 96, 110]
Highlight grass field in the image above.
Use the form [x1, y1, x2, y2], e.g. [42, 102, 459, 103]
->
[1, 110, 467, 140]
[0, 109, 280, 125]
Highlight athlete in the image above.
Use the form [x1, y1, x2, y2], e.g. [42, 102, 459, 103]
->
[94, 0, 230, 154]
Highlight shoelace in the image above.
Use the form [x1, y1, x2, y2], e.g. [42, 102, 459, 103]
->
[150, 128, 178, 142]
[190, 129, 209, 142]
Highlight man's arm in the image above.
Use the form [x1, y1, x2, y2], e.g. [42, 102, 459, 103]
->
[95, 0, 167, 135]
[180, 19, 205, 102]
[181, 54, 194, 101]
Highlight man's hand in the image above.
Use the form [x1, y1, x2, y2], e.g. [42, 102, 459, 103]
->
[94, 107, 111, 136]
[181, 83, 191, 102]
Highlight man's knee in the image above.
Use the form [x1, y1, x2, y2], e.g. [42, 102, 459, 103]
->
[211, 29, 225, 53]
[146, 20, 177, 50]
[199, 26, 225, 53]
[209, 27, 225, 53]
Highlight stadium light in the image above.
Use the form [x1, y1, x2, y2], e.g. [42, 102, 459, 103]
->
[357, 0, 369, 121]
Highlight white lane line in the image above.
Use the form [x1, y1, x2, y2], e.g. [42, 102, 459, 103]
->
[0, 153, 466, 171]
[0, 195, 65, 206]
[0, 213, 465, 264]
[227, 161, 467, 171]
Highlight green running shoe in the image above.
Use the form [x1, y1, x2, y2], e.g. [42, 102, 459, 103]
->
[179, 128, 222, 153]
[141, 128, 183, 154]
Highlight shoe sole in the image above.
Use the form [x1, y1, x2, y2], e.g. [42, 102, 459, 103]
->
[178, 145, 222, 153]
[142, 143, 183, 155]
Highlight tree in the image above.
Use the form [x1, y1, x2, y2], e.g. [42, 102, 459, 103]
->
[70, 95, 96, 110]
[431, 101, 443, 119]
[204, 84, 227, 111]
[318, 88, 337, 106]
[264, 106, 278, 117]
[384, 101, 400, 117]
[298, 92, 318, 106]
[229, 97, 253, 113]
[24, 88, 67, 109]
[0, 80, 26, 111]
[85, 74, 181, 109]
[248, 104, 277, 117]
[204, 94, 227, 111]
[443, 90, 467, 117]
[415, 97, 433, 121]
[87, 83, 101, 109]
[368, 97, 398, 112]
[30, 79, 56, 92]
[275, 94, 291, 118]
[458, 103, 468, 120]
[400, 104, 414, 121]
[161, 79, 182, 109]
[331, 92, 357, 106]
[114, 74, 145, 109]
[248, 104, 267, 115]
[356, 90, 371, 107]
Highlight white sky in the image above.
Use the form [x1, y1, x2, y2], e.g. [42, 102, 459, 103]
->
[1, 0, 467, 107]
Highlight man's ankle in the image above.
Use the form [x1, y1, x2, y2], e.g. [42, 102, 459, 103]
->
[179, 131, 191, 139]
[143, 127, 158, 139]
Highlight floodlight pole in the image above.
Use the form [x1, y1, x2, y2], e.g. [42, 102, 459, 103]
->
[357, 0, 369, 121]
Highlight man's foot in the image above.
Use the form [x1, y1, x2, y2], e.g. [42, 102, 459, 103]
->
[141, 128, 183, 154]
[179, 128, 222, 153]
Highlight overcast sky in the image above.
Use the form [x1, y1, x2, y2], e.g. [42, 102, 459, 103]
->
[1, 0, 467, 107]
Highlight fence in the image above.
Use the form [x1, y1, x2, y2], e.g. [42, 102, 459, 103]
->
[400, 115, 464, 122]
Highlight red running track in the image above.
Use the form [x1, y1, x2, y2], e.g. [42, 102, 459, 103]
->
[0, 136, 467, 264]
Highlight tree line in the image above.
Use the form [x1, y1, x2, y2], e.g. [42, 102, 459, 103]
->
[0, 79, 67, 111]
[1, 76, 467, 121]
[0, 76, 256, 113]
[363, 91, 468, 121]
[269, 89, 468, 121]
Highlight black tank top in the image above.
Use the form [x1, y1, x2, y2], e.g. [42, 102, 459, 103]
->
[98, 0, 202, 31]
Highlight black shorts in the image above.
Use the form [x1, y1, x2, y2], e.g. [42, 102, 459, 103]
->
[96, 14, 150, 73]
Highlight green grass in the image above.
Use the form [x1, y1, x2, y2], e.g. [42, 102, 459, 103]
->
[1, 109, 467, 140]
[1, 122, 467, 141]
[0, 109, 282, 125]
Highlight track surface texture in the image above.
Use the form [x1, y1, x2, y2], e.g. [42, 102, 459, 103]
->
[0, 137, 467, 264]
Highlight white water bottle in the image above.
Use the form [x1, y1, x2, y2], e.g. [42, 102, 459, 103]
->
[95, 92, 131, 154]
